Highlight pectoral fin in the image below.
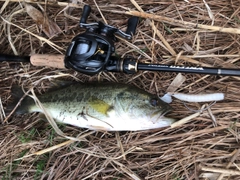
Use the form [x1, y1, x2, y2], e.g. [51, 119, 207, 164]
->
[88, 96, 113, 115]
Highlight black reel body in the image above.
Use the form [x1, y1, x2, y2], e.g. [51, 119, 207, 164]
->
[65, 32, 114, 75]
[64, 5, 138, 75]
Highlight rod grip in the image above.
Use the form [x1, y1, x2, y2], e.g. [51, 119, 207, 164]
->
[30, 54, 65, 69]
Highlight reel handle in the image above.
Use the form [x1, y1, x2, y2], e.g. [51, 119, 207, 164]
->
[80, 5, 91, 24]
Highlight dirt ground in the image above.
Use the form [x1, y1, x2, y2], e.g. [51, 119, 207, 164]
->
[0, 0, 240, 179]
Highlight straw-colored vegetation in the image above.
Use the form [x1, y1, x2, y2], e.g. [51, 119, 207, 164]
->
[0, 0, 240, 179]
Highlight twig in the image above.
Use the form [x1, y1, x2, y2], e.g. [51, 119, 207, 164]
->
[200, 165, 240, 175]
[135, 125, 228, 145]
[3, 0, 240, 35]
[0, 97, 5, 122]
[171, 105, 205, 128]
[130, 0, 176, 57]
[162, 54, 240, 59]
[1, 16, 64, 52]
[14, 131, 94, 161]
[93, 0, 107, 24]
[129, 0, 143, 12]
[0, 0, 84, 8]
[115, 132, 126, 160]
[0, 0, 10, 14]
[217, 149, 240, 180]
[150, 20, 176, 56]
[126, 11, 240, 35]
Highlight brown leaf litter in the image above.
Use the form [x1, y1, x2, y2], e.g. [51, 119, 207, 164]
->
[0, 0, 240, 179]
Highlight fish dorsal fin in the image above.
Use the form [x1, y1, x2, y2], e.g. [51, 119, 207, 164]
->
[88, 96, 112, 115]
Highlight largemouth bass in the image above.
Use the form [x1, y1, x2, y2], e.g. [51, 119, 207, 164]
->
[14, 83, 175, 131]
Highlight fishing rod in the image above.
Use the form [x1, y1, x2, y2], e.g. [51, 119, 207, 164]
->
[1, 5, 240, 76]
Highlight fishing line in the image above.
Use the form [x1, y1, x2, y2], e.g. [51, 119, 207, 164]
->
[182, 101, 217, 113]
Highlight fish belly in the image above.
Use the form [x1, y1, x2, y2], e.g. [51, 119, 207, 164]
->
[44, 106, 173, 131]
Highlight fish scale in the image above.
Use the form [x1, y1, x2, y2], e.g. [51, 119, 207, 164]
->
[14, 83, 175, 131]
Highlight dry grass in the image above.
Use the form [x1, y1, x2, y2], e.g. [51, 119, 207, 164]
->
[0, 0, 240, 179]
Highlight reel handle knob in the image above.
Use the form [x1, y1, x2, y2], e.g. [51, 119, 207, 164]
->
[126, 16, 139, 36]
[80, 5, 91, 24]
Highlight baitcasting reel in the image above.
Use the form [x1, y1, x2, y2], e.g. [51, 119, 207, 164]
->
[64, 5, 139, 75]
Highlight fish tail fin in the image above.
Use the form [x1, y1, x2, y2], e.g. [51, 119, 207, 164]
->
[7, 86, 34, 115]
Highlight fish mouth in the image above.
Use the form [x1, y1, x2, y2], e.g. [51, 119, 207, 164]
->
[150, 106, 174, 125]
[157, 104, 172, 117]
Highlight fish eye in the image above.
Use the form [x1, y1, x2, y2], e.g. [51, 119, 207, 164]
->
[150, 98, 158, 107]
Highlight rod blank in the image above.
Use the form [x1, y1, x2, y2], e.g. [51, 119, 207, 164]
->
[137, 63, 240, 76]
[0, 54, 30, 63]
